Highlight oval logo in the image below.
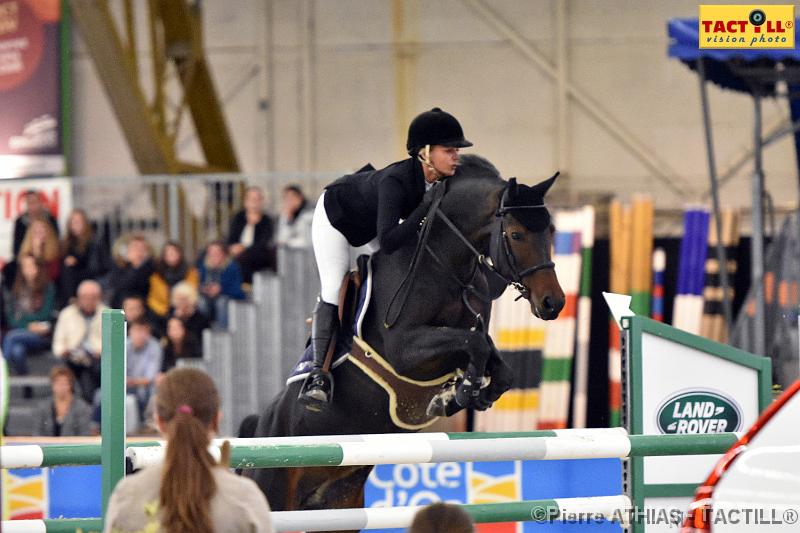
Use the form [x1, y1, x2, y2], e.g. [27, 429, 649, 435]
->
[656, 390, 742, 434]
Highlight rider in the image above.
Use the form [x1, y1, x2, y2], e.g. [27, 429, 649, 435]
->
[299, 108, 472, 408]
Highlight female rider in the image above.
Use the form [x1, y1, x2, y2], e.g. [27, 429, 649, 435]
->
[300, 108, 472, 408]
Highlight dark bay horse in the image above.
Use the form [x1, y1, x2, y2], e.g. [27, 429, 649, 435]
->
[244, 155, 565, 515]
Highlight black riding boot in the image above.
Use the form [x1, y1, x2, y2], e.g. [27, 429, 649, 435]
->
[298, 299, 339, 409]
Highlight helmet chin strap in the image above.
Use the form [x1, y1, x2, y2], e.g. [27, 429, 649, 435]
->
[418, 145, 442, 182]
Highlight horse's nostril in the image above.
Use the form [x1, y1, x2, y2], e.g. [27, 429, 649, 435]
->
[543, 296, 554, 312]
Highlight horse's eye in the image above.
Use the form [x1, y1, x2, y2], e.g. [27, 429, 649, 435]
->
[510, 232, 523, 241]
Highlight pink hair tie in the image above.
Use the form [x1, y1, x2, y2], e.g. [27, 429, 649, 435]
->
[177, 404, 193, 415]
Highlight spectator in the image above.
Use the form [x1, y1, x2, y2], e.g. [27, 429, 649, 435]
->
[275, 184, 314, 249]
[33, 366, 93, 436]
[2, 254, 56, 375]
[227, 186, 275, 283]
[103, 367, 273, 533]
[13, 190, 59, 257]
[169, 282, 210, 343]
[148, 241, 199, 320]
[19, 218, 61, 282]
[198, 242, 245, 328]
[161, 316, 202, 372]
[109, 234, 155, 308]
[52, 280, 106, 402]
[122, 295, 147, 323]
[59, 209, 110, 304]
[122, 295, 162, 338]
[126, 320, 162, 422]
[408, 503, 475, 533]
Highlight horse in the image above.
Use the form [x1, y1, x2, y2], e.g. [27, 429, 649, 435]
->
[243, 154, 565, 518]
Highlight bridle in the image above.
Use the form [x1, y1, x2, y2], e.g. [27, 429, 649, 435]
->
[384, 177, 557, 329]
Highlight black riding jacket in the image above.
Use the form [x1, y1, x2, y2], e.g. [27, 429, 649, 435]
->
[323, 158, 431, 253]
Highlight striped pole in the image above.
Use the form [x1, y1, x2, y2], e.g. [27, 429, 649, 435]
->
[133, 432, 739, 470]
[1, 428, 628, 469]
[539, 210, 583, 429]
[651, 248, 666, 322]
[0, 428, 623, 469]
[572, 206, 595, 428]
[2, 519, 103, 533]
[2, 495, 632, 532]
[608, 200, 631, 427]
[0, 430, 739, 470]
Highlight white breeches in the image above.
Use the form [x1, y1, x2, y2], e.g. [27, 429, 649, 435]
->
[312, 191, 380, 304]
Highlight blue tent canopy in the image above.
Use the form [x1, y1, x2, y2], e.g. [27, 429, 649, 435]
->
[666, 17, 800, 358]
[668, 18, 800, 94]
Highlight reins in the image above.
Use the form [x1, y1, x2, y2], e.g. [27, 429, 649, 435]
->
[384, 175, 558, 329]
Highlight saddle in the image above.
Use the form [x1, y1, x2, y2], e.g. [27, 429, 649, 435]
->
[337, 254, 370, 335]
[347, 336, 460, 430]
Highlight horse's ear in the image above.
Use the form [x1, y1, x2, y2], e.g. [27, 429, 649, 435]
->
[531, 171, 559, 197]
[507, 177, 518, 198]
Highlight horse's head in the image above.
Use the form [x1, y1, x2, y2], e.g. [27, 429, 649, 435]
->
[444, 155, 565, 320]
[490, 175, 565, 320]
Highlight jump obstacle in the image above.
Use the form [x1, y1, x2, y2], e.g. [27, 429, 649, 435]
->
[0, 311, 744, 532]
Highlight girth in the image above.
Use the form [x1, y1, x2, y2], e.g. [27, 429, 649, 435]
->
[346, 336, 460, 430]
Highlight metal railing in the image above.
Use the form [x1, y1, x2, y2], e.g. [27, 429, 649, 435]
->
[200, 248, 320, 436]
[71, 171, 338, 260]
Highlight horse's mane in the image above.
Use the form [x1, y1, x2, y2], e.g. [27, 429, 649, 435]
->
[450, 154, 502, 182]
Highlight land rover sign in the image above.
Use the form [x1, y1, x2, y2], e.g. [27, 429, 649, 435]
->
[656, 390, 742, 434]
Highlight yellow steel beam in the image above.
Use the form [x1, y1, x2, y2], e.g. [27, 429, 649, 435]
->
[69, 0, 238, 174]
[69, 0, 179, 174]
[158, 0, 239, 171]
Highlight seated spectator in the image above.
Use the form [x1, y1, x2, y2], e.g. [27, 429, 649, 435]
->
[52, 280, 106, 403]
[19, 218, 62, 282]
[104, 368, 273, 533]
[109, 234, 155, 308]
[198, 242, 245, 328]
[13, 189, 59, 257]
[276, 184, 314, 249]
[122, 295, 162, 338]
[34, 366, 93, 436]
[408, 503, 475, 533]
[126, 320, 162, 423]
[59, 209, 110, 304]
[161, 316, 202, 372]
[148, 241, 199, 320]
[169, 282, 210, 344]
[227, 186, 275, 283]
[2, 254, 56, 375]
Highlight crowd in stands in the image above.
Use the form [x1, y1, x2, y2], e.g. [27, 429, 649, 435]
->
[2, 184, 314, 436]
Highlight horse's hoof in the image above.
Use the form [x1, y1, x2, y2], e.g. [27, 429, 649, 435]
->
[426, 397, 446, 417]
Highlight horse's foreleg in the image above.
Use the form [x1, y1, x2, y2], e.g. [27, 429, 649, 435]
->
[473, 339, 514, 410]
[388, 325, 492, 413]
[387, 325, 491, 379]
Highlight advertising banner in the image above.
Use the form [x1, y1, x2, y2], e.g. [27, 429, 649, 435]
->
[0, 0, 64, 178]
[3, 458, 623, 532]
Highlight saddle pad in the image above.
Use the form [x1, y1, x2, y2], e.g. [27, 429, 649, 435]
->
[286, 256, 375, 385]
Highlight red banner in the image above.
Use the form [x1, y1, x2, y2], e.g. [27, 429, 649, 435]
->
[0, 0, 63, 178]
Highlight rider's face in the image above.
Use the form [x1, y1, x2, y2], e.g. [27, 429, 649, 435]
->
[429, 146, 460, 178]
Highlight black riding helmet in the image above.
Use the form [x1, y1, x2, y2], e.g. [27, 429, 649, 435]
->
[406, 108, 473, 156]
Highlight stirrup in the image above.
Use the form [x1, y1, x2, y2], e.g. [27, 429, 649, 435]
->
[298, 370, 334, 411]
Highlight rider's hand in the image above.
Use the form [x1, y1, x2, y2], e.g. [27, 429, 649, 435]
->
[422, 180, 444, 207]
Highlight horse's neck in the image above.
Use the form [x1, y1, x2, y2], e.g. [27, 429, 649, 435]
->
[436, 181, 500, 271]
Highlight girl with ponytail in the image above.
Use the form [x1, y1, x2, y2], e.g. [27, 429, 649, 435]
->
[104, 368, 272, 533]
